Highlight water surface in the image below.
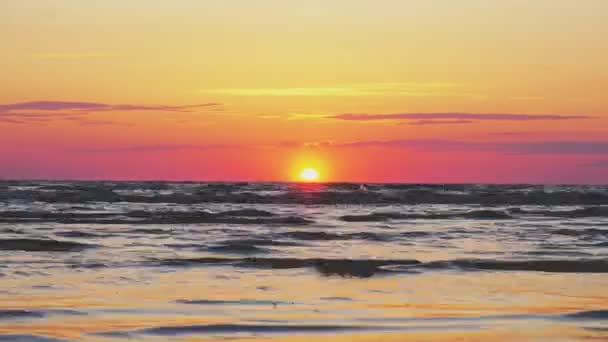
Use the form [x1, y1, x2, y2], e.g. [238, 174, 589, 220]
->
[1, 181, 607, 341]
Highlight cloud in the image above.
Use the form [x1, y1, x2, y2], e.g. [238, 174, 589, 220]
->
[330, 139, 608, 155]
[63, 117, 135, 127]
[303, 141, 334, 148]
[408, 119, 474, 126]
[330, 112, 591, 123]
[487, 131, 541, 136]
[287, 113, 332, 121]
[504, 141, 608, 155]
[77, 141, 332, 153]
[0, 101, 219, 113]
[69, 139, 608, 156]
[200, 82, 461, 97]
[0, 117, 25, 124]
[73, 144, 239, 153]
[580, 160, 608, 167]
[0, 101, 221, 125]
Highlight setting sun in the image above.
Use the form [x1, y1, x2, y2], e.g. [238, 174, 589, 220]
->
[299, 168, 320, 182]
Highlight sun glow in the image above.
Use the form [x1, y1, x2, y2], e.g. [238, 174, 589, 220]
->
[299, 168, 320, 182]
[288, 152, 330, 182]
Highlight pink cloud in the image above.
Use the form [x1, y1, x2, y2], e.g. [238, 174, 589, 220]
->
[330, 112, 592, 123]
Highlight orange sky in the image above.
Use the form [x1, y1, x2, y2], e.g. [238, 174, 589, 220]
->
[1, 1, 607, 183]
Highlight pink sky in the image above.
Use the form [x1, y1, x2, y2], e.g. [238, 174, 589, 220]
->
[1, 1, 607, 183]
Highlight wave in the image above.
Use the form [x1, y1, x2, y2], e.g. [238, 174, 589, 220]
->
[0, 228, 24, 235]
[339, 210, 512, 222]
[340, 212, 411, 222]
[0, 335, 68, 342]
[54, 231, 104, 238]
[277, 231, 394, 241]
[0, 238, 95, 252]
[0, 309, 85, 321]
[416, 259, 608, 273]
[3, 181, 608, 205]
[206, 243, 272, 255]
[0, 310, 45, 320]
[100, 323, 381, 337]
[214, 209, 276, 217]
[552, 228, 608, 237]
[563, 310, 608, 320]
[0, 210, 313, 225]
[509, 207, 608, 218]
[278, 231, 344, 240]
[151, 256, 608, 276]
[175, 299, 289, 306]
[126, 228, 173, 235]
[5, 206, 608, 224]
[92, 308, 608, 338]
[154, 257, 421, 278]
[213, 238, 305, 247]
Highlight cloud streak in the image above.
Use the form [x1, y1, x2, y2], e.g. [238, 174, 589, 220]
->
[408, 119, 474, 126]
[200, 82, 460, 97]
[330, 112, 592, 123]
[579, 160, 608, 167]
[0, 101, 219, 113]
[73, 144, 239, 153]
[332, 139, 608, 155]
[70, 139, 608, 156]
[0, 101, 221, 125]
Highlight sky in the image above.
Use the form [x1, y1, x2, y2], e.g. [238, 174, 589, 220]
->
[1, 0, 607, 183]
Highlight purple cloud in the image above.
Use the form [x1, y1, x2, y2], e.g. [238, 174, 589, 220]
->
[63, 117, 135, 127]
[330, 112, 591, 122]
[66, 139, 608, 157]
[0, 101, 219, 113]
[504, 141, 608, 155]
[487, 131, 541, 136]
[0, 117, 25, 124]
[0, 101, 222, 125]
[332, 139, 608, 155]
[73, 144, 239, 153]
[408, 119, 474, 125]
[581, 160, 608, 167]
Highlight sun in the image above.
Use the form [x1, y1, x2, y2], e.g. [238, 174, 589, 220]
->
[299, 168, 320, 182]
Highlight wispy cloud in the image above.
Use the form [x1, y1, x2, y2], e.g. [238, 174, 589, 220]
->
[69, 139, 608, 156]
[408, 119, 474, 126]
[580, 160, 608, 167]
[200, 82, 461, 97]
[501, 141, 608, 155]
[330, 112, 591, 123]
[487, 131, 542, 136]
[63, 117, 135, 127]
[286, 113, 332, 121]
[330, 139, 608, 155]
[0, 117, 25, 124]
[0, 101, 219, 113]
[0, 101, 221, 125]
[73, 144, 239, 153]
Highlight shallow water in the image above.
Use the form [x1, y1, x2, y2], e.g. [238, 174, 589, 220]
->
[0, 181, 607, 341]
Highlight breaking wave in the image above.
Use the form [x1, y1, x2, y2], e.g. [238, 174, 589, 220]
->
[2, 181, 608, 205]
[148, 257, 608, 277]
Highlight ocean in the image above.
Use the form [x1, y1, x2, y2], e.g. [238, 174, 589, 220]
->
[0, 181, 607, 341]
